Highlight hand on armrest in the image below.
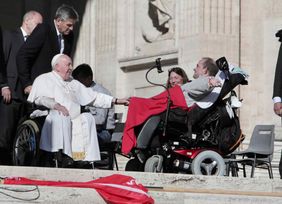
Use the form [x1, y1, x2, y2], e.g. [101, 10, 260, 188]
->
[54, 103, 69, 116]
[34, 96, 69, 116]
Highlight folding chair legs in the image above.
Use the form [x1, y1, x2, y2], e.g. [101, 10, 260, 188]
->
[235, 159, 273, 179]
[268, 158, 273, 179]
[113, 153, 119, 171]
[250, 160, 255, 178]
[242, 164, 247, 177]
[227, 161, 239, 177]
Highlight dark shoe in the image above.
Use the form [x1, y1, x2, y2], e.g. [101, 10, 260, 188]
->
[61, 154, 74, 168]
[74, 161, 92, 169]
[38, 150, 56, 167]
[53, 150, 74, 168]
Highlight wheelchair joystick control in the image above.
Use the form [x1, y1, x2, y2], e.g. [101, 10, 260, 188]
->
[155, 58, 163, 73]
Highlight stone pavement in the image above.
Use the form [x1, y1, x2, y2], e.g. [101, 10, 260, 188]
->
[0, 166, 281, 203]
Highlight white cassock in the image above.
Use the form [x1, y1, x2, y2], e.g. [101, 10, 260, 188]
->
[28, 71, 113, 161]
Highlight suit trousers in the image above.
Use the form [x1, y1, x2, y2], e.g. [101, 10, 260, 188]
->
[0, 99, 25, 149]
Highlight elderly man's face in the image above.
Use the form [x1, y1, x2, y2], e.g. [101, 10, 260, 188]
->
[193, 59, 208, 79]
[57, 56, 73, 80]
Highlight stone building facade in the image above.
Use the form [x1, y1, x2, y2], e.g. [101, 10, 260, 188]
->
[72, 0, 282, 139]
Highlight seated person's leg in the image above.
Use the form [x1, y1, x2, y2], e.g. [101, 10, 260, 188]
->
[79, 112, 101, 161]
[96, 128, 112, 144]
[40, 110, 72, 157]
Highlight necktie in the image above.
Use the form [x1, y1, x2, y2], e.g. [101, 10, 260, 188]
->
[24, 35, 29, 41]
[58, 34, 62, 49]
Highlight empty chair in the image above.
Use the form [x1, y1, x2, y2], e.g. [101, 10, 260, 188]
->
[227, 125, 275, 178]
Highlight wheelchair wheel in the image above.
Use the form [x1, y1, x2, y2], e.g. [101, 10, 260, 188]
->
[144, 155, 163, 173]
[12, 119, 41, 166]
[125, 158, 144, 171]
[191, 150, 225, 176]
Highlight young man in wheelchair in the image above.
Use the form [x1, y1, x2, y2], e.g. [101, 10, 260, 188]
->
[122, 57, 247, 174]
[122, 57, 223, 155]
[26, 54, 129, 167]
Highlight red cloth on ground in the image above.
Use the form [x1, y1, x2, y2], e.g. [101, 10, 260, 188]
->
[122, 86, 189, 154]
[4, 174, 154, 204]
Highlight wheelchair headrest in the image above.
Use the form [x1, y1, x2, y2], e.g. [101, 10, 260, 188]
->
[216, 56, 229, 72]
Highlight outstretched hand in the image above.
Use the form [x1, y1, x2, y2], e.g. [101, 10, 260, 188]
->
[116, 98, 130, 106]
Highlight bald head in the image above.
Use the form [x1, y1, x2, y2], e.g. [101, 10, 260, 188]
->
[22, 11, 43, 35]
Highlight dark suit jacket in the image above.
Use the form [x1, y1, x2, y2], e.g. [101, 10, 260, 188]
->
[273, 43, 282, 99]
[0, 26, 6, 88]
[0, 28, 25, 100]
[16, 22, 74, 90]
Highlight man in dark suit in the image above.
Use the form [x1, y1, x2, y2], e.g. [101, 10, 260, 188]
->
[0, 27, 5, 87]
[274, 30, 282, 117]
[0, 11, 43, 164]
[16, 4, 79, 95]
[274, 29, 282, 178]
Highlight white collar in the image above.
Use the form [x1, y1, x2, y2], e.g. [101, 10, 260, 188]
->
[54, 20, 61, 36]
[52, 71, 64, 81]
[52, 71, 73, 83]
[20, 27, 28, 37]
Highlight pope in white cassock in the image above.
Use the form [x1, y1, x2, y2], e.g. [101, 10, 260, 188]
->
[27, 54, 128, 163]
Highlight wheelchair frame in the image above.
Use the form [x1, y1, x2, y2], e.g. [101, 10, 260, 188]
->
[12, 115, 119, 170]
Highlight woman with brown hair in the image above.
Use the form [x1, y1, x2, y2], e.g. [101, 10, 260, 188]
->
[166, 67, 189, 88]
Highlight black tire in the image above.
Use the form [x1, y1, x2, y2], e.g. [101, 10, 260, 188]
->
[125, 158, 144, 171]
[12, 119, 40, 166]
[144, 155, 163, 173]
[191, 150, 225, 176]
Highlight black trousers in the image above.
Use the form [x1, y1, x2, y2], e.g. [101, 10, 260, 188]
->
[279, 151, 282, 179]
[0, 99, 25, 164]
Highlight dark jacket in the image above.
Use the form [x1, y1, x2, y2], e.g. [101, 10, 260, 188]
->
[16, 22, 74, 89]
[0, 26, 6, 88]
[273, 30, 282, 99]
[0, 28, 25, 100]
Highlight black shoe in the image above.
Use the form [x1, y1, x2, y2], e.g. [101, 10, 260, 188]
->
[74, 161, 92, 169]
[54, 150, 74, 168]
[61, 154, 74, 168]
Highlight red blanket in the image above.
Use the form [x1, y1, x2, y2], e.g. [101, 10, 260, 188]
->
[122, 86, 189, 154]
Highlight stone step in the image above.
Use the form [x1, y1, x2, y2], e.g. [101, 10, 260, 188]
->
[150, 191, 282, 204]
[0, 166, 281, 203]
[0, 185, 106, 204]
